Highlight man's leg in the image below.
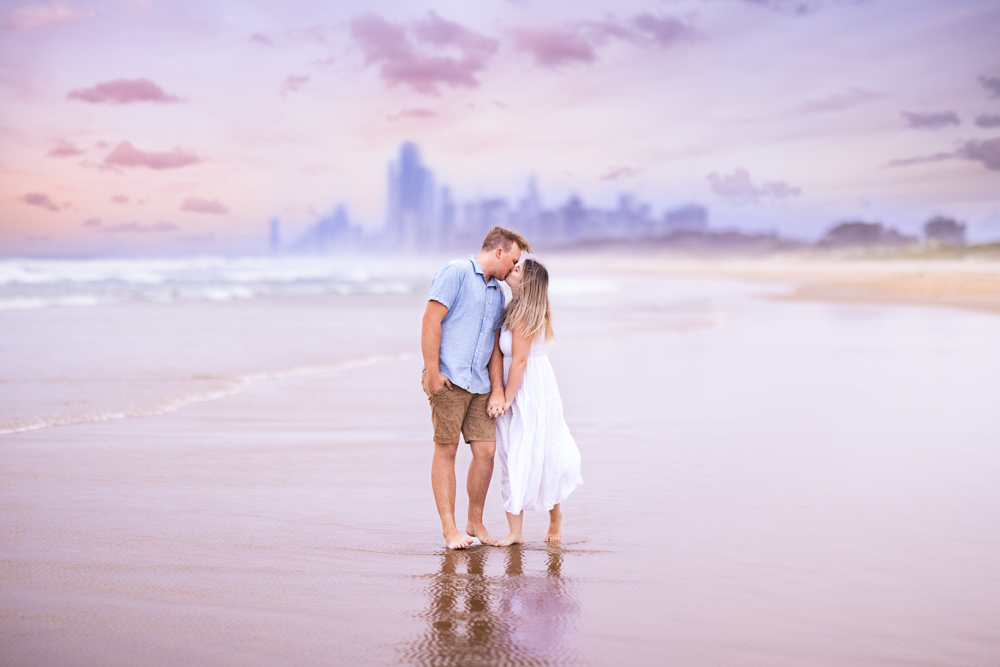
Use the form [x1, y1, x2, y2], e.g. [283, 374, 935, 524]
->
[466, 439, 497, 545]
[432, 442, 474, 550]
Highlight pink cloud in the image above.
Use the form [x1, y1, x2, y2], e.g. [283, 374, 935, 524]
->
[512, 27, 595, 67]
[109, 195, 130, 204]
[629, 14, 697, 47]
[516, 14, 695, 68]
[181, 197, 228, 214]
[350, 12, 497, 95]
[82, 217, 101, 227]
[902, 110, 960, 130]
[68, 78, 182, 104]
[249, 33, 273, 46]
[707, 168, 802, 201]
[22, 192, 63, 211]
[601, 166, 642, 181]
[6, 2, 91, 30]
[387, 107, 437, 121]
[104, 142, 201, 170]
[97, 221, 179, 233]
[958, 137, 1000, 170]
[47, 139, 85, 158]
[887, 152, 955, 168]
[281, 75, 310, 96]
[412, 11, 498, 55]
[797, 88, 880, 114]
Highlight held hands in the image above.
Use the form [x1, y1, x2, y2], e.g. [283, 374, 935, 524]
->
[487, 390, 508, 419]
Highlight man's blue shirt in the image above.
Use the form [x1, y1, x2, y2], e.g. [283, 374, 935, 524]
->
[428, 256, 505, 394]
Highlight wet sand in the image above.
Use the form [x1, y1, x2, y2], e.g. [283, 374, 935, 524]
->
[2, 269, 1000, 666]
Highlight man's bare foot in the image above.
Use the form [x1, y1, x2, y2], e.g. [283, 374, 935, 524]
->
[466, 523, 497, 546]
[495, 532, 524, 547]
[444, 529, 474, 550]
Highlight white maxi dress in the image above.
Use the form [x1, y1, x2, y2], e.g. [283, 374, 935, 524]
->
[496, 327, 582, 514]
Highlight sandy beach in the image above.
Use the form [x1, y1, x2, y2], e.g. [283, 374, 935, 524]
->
[2, 255, 999, 666]
[547, 252, 1000, 315]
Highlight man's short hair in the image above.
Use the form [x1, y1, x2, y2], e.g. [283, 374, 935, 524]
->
[481, 226, 531, 254]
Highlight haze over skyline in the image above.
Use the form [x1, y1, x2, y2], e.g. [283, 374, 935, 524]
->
[2, 0, 999, 255]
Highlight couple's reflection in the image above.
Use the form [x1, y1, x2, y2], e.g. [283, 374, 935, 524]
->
[404, 546, 578, 666]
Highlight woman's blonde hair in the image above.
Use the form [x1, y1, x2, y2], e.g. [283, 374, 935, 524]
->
[502, 258, 554, 343]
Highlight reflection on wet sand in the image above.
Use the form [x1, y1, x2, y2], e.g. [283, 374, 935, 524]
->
[403, 546, 579, 666]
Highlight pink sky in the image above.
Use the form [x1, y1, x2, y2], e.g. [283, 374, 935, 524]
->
[1, 0, 998, 254]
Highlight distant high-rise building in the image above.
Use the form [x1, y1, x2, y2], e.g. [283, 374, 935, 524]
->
[269, 217, 281, 252]
[438, 186, 456, 250]
[387, 142, 436, 250]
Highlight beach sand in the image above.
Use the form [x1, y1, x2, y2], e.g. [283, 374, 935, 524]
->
[2, 257, 999, 666]
[547, 253, 1000, 315]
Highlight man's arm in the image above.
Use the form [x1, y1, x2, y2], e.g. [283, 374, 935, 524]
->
[421, 300, 452, 394]
[487, 329, 505, 417]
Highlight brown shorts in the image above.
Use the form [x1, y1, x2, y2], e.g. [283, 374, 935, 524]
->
[421, 370, 496, 444]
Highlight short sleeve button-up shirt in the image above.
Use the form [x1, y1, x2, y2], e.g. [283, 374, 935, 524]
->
[427, 256, 505, 394]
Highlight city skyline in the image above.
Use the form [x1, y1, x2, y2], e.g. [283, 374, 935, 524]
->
[277, 140, 712, 254]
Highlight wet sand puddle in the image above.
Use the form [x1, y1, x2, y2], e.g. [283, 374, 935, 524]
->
[402, 545, 586, 667]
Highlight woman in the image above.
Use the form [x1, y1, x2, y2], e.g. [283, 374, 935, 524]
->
[494, 258, 582, 546]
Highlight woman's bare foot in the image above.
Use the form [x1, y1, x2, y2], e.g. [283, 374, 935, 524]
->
[545, 505, 563, 544]
[444, 529, 474, 550]
[466, 522, 497, 546]
[495, 532, 524, 547]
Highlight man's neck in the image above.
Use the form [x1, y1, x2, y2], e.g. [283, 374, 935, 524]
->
[476, 251, 494, 283]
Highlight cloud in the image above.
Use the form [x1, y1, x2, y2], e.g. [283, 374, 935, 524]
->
[412, 11, 499, 55]
[512, 27, 596, 67]
[707, 168, 802, 201]
[387, 107, 437, 121]
[975, 114, 1000, 129]
[516, 14, 695, 68]
[629, 14, 697, 47]
[601, 166, 642, 181]
[281, 75, 309, 96]
[249, 33, 273, 46]
[104, 142, 201, 170]
[82, 217, 101, 227]
[797, 88, 880, 114]
[350, 12, 498, 95]
[957, 137, 1000, 170]
[47, 139, 84, 158]
[181, 197, 228, 214]
[732, 0, 827, 15]
[979, 75, 1000, 99]
[6, 2, 91, 30]
[22, 192, 64, 211]
[902, 111, 960, 129]
[887, 152, 955, 167]
[109, 195, 130, 204]
[96, 221, 179, 233]
[67, 79, 182, 105]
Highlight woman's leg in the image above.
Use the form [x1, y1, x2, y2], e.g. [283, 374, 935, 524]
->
[496, 511, 524, 546]
[545, 504, 562, 544]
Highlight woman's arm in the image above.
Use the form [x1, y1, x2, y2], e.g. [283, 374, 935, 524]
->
[503, 328, 532, 408]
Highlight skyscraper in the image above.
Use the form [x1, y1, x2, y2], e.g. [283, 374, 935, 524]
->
[386, 142, 436, 251]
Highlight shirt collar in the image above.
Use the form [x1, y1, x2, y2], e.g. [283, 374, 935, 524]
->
[470, 256, 500, 289]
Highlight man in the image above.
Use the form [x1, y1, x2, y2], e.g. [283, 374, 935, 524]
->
[421, 226, 531, 550]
